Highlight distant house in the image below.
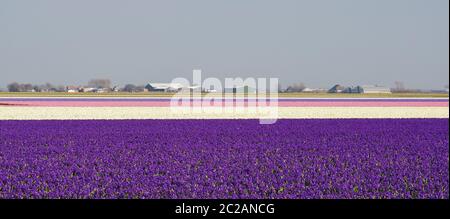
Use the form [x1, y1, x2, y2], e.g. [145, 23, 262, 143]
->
[145, 83, 184, 92]
[203, 88, 217, 93]
[94, 88, 110, 93]
[112, 86, 120, 92]
[328, 84, 346, 93]
[66, 86, 80, 93]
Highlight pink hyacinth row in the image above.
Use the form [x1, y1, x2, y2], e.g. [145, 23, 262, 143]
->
[1, 100, 447, 107]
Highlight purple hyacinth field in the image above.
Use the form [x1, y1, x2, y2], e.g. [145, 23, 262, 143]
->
[0, 119, 448, 199]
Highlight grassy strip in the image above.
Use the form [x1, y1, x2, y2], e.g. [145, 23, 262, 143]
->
[0, 92, 448, 98]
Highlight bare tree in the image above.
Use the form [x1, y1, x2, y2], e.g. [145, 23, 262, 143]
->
[278, 83, 283, 93]
[88, 79, 111, 88]
[22, 84, 33, 91]
[286, 83, 306, 92]
[44, 83, 54, 89]
[393, 81, 405, 92]
[33, 85, 41, 92]
[56, 85, 66, 92]
[123, 84, 137, 92]
[7, 82, 33, 92]
[7, 82, 20, 92]
[39, 83, 55, 92]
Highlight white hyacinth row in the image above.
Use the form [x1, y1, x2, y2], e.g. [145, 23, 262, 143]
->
[0, 106, 448, 120]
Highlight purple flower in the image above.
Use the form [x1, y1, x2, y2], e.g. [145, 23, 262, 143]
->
[0, 119, 448, 199]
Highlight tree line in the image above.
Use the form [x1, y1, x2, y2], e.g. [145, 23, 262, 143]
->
[5, 79, 148, 92]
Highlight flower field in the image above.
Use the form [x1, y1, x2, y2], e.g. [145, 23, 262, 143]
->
[1, 98, 448, 120]
[0, 119, 448, 199]
[0, 107, 448, 120]
[0, 97, 448, 107]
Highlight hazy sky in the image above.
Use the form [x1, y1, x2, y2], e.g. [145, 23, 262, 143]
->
[0, 0, 448, 89]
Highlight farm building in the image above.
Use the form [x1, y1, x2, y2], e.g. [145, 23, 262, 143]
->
[65, 86, 80, 93]
[302, 88, 327, 93]
[328, 84, 346, 93]
[145, 83, 184, 92]
[330, 84, 391, 94]
[301, 88, 314, 92]
[79, 87, 97, 92]
[358, 85, 391, 94]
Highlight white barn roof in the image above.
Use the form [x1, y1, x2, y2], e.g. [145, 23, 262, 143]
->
[146, 83, 184, 90]
[360, 85, 391, 93]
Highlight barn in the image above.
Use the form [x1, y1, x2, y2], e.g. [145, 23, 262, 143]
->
[359, 85, 391, 94]
[145, 83, 183, 92]
[328, 84, 346, 93]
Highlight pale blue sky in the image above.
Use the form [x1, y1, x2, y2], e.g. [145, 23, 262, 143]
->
[0, 0, 448, 89]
